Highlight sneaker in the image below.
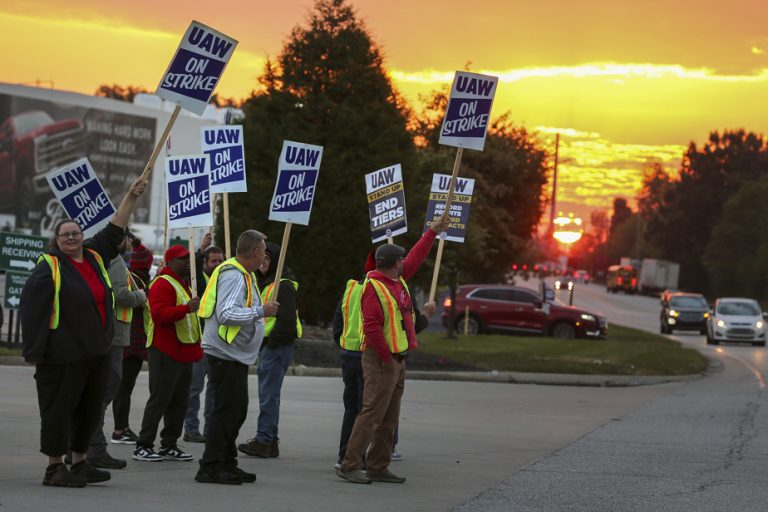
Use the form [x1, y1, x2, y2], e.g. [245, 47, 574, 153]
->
[391, 450, 402, 461]
[334, 462, 342, 471]
[367, 468, 406, 483]
[195, 469, 242, 485]
[336, 467, 371, 484]
[70, 460, 111, 484]
[42, 463, 86, 488]
[111, 428, 138, 445]
[88, 453, 127, 469]
[183, 431, 206, 443]
[158, 446, 194, 461]
[237, 438, 272, 458]
[230, 466, 257, 483]
[132, 446, 163, 462]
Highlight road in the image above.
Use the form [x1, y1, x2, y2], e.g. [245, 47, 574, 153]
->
[456, 280, 768, 511]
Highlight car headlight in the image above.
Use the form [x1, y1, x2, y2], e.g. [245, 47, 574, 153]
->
[580, 314, 596, 322]
[757, 321, 764, 329]
[716, 319, 726, 328]
[555, 280, 561, 290]
[668, 309, 679, 318]
[703, 312, 709, 318]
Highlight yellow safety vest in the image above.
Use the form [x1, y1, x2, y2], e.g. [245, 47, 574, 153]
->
[261, 279, 303, 339]
[339, 279, 364, 352]
[145, 274, 201, 347]
[198, 258, 259, 344]
[363, 276, 414, 354]
[115, 271, 141, 324]
[37, 249, 113, 330]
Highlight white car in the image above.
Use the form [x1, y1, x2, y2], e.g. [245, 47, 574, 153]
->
[707, 298, 766, 347]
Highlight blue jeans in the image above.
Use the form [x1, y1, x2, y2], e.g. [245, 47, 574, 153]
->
[184, 357, 214, 436]
[255, 344, 294, 444]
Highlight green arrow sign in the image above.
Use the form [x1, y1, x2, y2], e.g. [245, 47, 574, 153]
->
[0, 232, 47, 272]
[4, 271, 29, 310]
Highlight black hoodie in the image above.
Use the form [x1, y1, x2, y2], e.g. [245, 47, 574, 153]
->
[258, 242, 299, 348]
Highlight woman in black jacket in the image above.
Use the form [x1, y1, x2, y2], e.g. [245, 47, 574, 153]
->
[21, 177, 146, 487]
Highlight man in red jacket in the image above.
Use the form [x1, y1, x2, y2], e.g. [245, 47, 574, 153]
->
[337, 213, 448, 484]
[133, 245, 202, 462]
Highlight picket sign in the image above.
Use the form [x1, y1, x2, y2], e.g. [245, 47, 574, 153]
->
[267, 140, 324, 303]
[428, 148, 463, 302]
[365, 164, 407, 244]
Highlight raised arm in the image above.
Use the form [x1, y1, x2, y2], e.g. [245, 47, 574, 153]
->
[111, 177, 148, 230]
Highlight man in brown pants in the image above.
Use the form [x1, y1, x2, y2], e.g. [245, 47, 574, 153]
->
[337, 214, 447, 484]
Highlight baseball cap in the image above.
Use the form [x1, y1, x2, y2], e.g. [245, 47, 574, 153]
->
[165, 244, 190, 263]
[375, 244, 406, 266]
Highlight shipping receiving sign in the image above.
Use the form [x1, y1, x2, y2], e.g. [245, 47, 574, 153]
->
[439, 71, 498, 151]
[46, 158, 116, 238]
[366, 164, 407, 243]
[268, 141, 323, 226]
[423, 173, 475, 243]
[166, 155, 213, 228]
[156, 21, 238, 116]
[201, 125, 247, 193]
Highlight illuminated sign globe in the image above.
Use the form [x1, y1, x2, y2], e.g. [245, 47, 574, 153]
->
[552, 213, 583, 244]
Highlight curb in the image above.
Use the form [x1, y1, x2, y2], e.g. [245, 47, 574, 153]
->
[0, 355, 717, 388]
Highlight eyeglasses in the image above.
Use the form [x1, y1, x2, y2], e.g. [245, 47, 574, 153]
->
[57, 231, 83, 239]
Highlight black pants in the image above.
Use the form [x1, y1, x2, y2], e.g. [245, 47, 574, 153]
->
[338, 351, 364, 461]
[112, 355, 144, 430]
[137, 347, 192, 449]
[35, 355, 110, 456]
[199, 354, 249, 471]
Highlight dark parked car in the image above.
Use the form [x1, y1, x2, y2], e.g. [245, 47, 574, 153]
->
[441, 284, 607, 339]
[659, 292, 709, 334]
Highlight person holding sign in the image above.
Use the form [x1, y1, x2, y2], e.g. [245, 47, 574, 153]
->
[238, 242, 301, 459]
[196, 230, 278, 485]
[132, 245, 202, 463]
[20, 177, 147, 488]
[336, 213, 449, 485]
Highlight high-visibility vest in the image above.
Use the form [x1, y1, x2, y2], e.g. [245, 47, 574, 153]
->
[363, 276, 414, 354]
[37, 249, 113, 330]
[339, 279, 365, 352]
[115, 270, 142, 324]
[145, 274, 201, 347]
[198, 258, 259, 344]
[260, 279, 303, 339]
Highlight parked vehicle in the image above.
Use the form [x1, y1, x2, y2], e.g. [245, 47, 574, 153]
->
[441, 284, 607, 339]
[606, 265, 636, 294]
[707, 298, 766, 346]
[660, 292, 709, 334]
[573, 269, 590, 284]
[638, 259, 679, 295]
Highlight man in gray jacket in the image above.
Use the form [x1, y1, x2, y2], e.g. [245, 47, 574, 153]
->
[194, 230, 278, 485]
[87, 231, 147, 468]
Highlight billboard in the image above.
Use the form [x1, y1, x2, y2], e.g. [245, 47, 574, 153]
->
[0, 93, 156, 235]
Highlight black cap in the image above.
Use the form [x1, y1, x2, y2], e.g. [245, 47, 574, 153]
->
[375, 244, 405, 267]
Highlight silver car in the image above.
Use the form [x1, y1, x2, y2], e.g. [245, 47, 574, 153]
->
[707, 298, 766, 346]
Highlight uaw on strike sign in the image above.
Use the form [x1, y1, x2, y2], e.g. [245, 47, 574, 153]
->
[46, 158, 116, 238]
[439, 71, 498, 151]
[366, 164, 407, 243]
[269, 141, 323, 226]
[157, 21, 238, 116]
[201, 125, 247, 193]
[166, 155, 212, 228]
[424, 173, 475, 243]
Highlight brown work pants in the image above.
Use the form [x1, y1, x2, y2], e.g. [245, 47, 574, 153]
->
[341, 346, 405, 472]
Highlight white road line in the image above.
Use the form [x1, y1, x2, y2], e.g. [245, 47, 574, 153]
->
[713, 347, 766, 389]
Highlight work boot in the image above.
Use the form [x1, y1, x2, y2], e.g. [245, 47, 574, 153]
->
[42, 463, 86, 488]
[336, 467, 371, 484]
[269, 439, 279, 458]
[367, 468, 406, 483]
[238, 438, 272, 458]
[88, 453, 127, 469]
[70, 460, 111, 484]
[183, 431, 206, 443]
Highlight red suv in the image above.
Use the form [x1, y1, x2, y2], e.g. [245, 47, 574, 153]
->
[442, 284, 607, 339]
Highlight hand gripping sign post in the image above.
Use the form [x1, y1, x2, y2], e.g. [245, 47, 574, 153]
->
[166, 154, 213, 297]
[429, 70, 498, 301]
[201, 125, 246, 258]
[365, 164, 407, 244]
[268, 140, 323, 302]
[46, 158, 117, 238]
[140, 21, 238, 181]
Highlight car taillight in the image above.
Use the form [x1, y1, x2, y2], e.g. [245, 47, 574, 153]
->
[631, 278, 637, 286]
[617, 277, 623, 285]
[443, 297, 452, 309]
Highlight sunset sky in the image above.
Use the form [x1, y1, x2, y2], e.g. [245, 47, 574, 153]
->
[2, 0, 767, 229]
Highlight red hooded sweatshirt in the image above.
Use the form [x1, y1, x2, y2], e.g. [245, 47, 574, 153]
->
[148, 267, 203, 363]
[361, 229, 437, 362]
